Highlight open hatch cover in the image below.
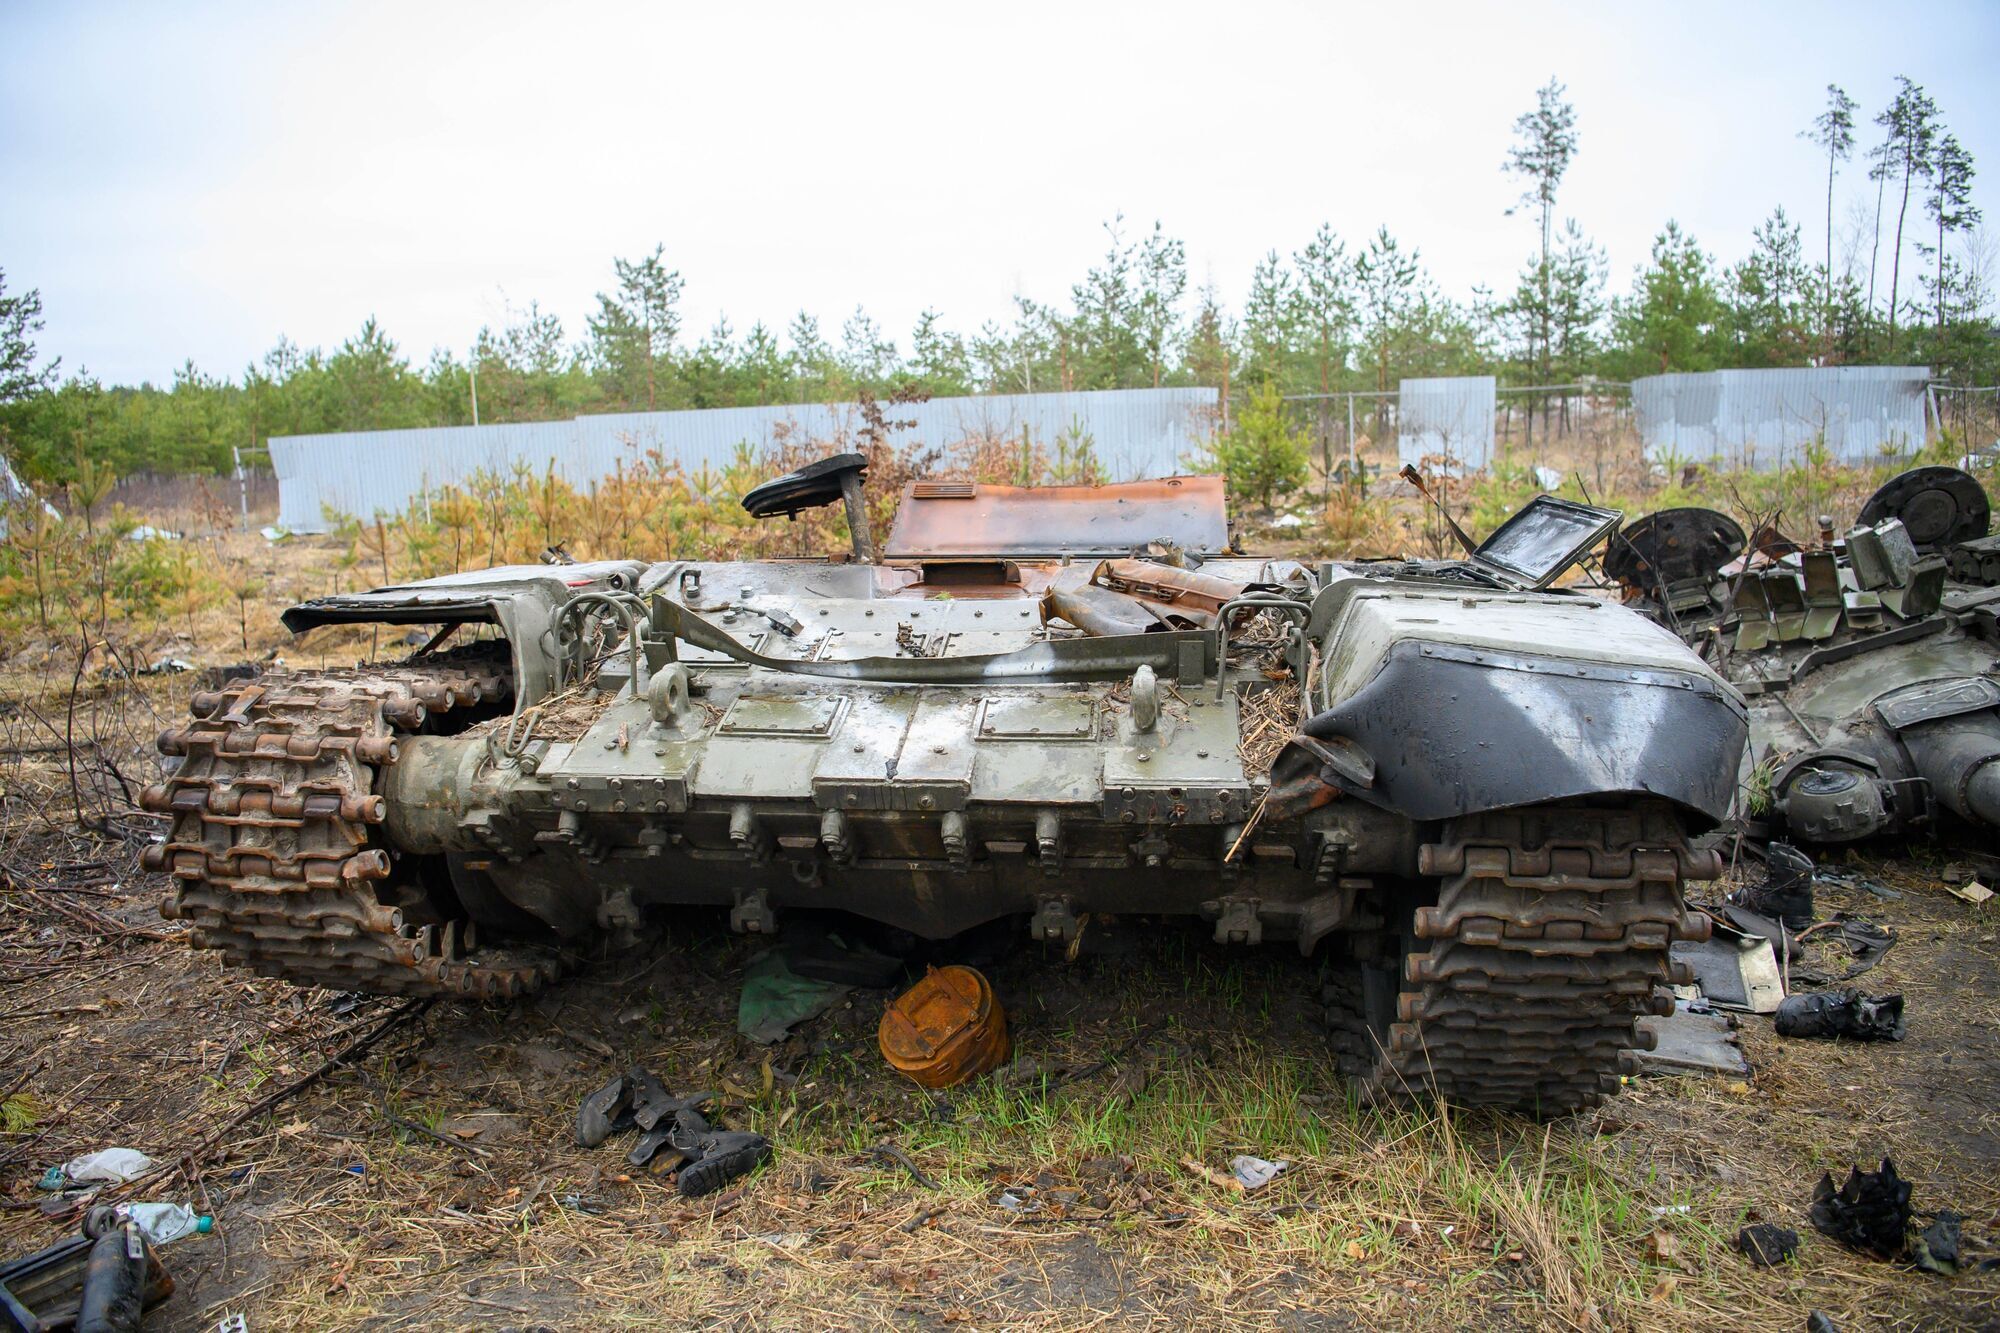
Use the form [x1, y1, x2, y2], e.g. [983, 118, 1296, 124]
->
[1472, 494, 1623, 590]
[883, 475, 1229, 560]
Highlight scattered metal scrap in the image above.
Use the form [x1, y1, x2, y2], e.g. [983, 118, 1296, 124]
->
[1670, 918, 1783, 1013]
[1634, 1002, 1749, 1077]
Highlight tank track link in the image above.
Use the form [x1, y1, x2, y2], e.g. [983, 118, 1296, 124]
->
[141, 649, 568, 999]
[1351, 803, 1715, 1115]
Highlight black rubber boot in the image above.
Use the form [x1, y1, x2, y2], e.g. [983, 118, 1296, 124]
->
[676, 1130, 772, 1198]
[1737, 841, 1816, 932]
[1775, 989, 1906, 1041]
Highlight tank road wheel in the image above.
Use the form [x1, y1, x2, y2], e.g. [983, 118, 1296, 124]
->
[1348, 802, 1714, 1116]
[141, 650, 572, 1000]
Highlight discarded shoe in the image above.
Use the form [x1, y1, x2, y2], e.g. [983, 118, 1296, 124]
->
[575, 1073, 633, 1148]
[1733, 1223, 1799, 1267]
[1775, 990, 1906, 1041]
[627, 1126, 679, 1170]
[635, 1085, 713, 1134]
[1809, 1158, 1912, 1259]
[676, 1130, 772, 1198]
[1734, 842, 1816, 932]
[626, 1068, 672, 1123]
[577, 1068, 771, 1194]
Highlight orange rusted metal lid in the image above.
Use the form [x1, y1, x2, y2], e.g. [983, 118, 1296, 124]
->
[882, 476, 1229, 561]
[877, 964, 1009, 1089]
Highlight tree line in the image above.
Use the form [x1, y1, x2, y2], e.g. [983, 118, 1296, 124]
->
[0, 73, 1990, 488]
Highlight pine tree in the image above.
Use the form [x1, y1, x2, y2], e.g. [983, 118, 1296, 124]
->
[909, 310, 972, 397]
[1926, 133, 1980, 335]
[1612, 222, 1724, 375]
[1800, 85, 1857, 354]
[1726, 208, 1810, 364]
[587, 245, 684, 412]
[1208, 383, 1307, 513]
[788, 312, 838, 400]
[1874, 77, 1940, 355]
[1354, 229, 1422, 395]
[1069, 215, 1144, 389]
[1292, 224, 1353, 395]
[1503, 79, 1579, 428]
[0, 269, 60, 403]
[1134, 222, 1188, 389]
[1239, 252, 1296, 390]
[1182, 285, 1233, 412]
[838, 307, 898, 388]
[1504, 79, 1580, 266]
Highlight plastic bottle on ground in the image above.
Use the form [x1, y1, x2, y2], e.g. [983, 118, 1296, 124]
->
[118, 1202, 214, 1245]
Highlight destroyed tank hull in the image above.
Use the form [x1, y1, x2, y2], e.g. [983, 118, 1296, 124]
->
[145, 473, 1746, 1113]
[1609, 467, 2000, 847]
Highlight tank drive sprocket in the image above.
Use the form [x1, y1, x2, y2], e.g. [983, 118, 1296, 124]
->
[141, 647, 569, 998]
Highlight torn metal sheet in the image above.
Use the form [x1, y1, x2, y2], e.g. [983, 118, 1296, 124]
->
[1093, 559, 1250, 626]
[1671, 918, 1784, 1013]
[1636, 1003, 1750, 1076]
[1043, 583, 1170, 637]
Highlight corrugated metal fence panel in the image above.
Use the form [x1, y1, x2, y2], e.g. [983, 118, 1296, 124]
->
[1397, 376, 1496, 470]
[1633, 367, 1930, 470]
[270, 387, 1220, 532]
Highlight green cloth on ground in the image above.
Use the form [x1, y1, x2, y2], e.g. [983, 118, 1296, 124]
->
[737, 949, 851, 1044]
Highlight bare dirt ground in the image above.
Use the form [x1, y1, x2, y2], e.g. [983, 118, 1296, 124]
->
[2, 519, 1998, 1330]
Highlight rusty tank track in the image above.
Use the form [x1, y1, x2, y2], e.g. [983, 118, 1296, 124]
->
[140, 647, 569, 999]
[1347, 802, 1715, 1115]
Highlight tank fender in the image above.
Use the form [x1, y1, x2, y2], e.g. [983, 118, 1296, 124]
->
[280, 562, 649, 703]
[1301, 639, 1747, 824]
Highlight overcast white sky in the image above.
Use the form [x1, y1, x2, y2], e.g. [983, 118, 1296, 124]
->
[3, 0, 1995, 387]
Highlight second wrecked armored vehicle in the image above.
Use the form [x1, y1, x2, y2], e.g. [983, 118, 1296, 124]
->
[1609, 465, 1999, 846]
[144, 459, 1746, 1112]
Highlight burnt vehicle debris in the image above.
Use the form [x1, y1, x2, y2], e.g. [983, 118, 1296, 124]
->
[141, 460, 1747, 1114]
[1609, 465, 2000, 847]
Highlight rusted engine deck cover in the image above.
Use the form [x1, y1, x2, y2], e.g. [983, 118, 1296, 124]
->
[883, 475, 1229, 559]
